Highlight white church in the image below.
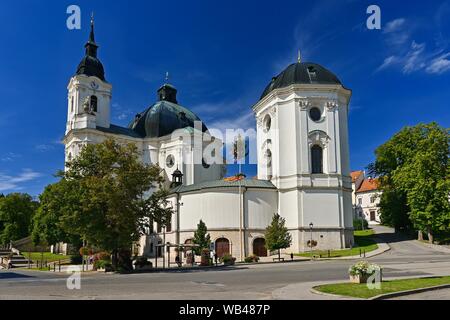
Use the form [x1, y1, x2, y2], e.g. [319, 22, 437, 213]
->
[63, 20, 354, 261]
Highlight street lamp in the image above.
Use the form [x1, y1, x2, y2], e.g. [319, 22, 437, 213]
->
[309, 222, 314, 261]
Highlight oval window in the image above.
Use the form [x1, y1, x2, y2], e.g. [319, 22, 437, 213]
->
[309, 107, 321, 122]
[166, 154, 175, 168]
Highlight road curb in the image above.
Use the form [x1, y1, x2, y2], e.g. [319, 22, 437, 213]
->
[369, 283, 450, 300]
[309, 287, 363, 300]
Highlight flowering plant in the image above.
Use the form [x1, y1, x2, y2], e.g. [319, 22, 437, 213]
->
[348, 261, 382, 277]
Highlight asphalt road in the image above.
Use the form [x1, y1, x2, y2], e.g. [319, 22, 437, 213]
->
[1, 226, 449, 300]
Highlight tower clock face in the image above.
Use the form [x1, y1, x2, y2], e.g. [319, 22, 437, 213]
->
[90, 81, 99, 90]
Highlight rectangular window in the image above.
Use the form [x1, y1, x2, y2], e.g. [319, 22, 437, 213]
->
[358, 198, 362, 205]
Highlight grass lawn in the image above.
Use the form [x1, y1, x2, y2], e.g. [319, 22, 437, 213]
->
[315, 276, 450, 299]
[23, 252, 70, 263]
[295, 229, 378, 258]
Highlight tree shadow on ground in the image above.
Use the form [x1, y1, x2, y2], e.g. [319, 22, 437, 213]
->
[0, 272, 34, 280]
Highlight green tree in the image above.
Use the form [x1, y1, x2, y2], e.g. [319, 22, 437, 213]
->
[265, 213, 292, 260]
[370, 123, 450, 242]
[141, 189, 173, 234]
[0, 193, 38, 245]
[193, 220, 211, 255]
[31, 181, 81, 247]
[33, 139, 172, 270]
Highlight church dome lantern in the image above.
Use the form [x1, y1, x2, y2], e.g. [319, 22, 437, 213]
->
[171, 167, 183, 187]
[128, 80, 208, 138]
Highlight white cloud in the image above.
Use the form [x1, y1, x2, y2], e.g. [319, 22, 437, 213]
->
[383, 18, 406, 34]
[112, 103, 135, 123]
[0, 169, 42, 192]
[377, 40, 450, 75]
[376, 56, 399, 72]
[402, 41, 427, 74]
[0, 152, 21, 162]
[35, 144, 55, 152]
[426, 53, 450, 74]
[382, 18, 411, 47]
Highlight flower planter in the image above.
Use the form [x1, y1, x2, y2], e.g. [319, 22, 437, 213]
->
[350, 271, 383, 284]
[349, 274, 370, 284]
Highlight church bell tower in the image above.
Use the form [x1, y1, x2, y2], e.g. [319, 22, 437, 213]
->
[66, 15, 112, 135]
[253, 54, 354, 252]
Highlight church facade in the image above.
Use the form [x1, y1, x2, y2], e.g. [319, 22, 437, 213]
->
[63, 20, 354, 261]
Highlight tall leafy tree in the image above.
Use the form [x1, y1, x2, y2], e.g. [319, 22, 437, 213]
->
[33, 139, 172, 269]
[193, 220, 211, 255]
[370, 123, 450, 242]
[31, 181, 81, 247]
[265, 213, 292, 260]
[0, 193, 38, 245]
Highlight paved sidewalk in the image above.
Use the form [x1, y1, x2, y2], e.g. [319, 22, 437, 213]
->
[272, 280, 357, 300]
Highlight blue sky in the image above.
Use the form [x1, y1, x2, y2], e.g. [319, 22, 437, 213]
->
[0, 0, 449, 196]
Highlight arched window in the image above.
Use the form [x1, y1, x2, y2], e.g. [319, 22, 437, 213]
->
[265, 149, 273, 180]
[90, 95, 98, 112]
[311, 145, 323, 174]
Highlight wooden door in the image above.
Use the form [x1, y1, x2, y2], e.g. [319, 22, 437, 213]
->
[253, 238, 267, 257]
[215, 238, 230, 258]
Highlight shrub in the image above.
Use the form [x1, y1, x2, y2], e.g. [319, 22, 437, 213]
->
[244, 255, 260, 263]
[94, 259, 112, 271]
[221, 253, 236, 265]
[353, 219, 369, 231]
[348, 261, 382, 277]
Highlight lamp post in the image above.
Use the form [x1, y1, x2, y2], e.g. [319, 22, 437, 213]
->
[163, 226, 166, 269]
[309, 222, 314, 261]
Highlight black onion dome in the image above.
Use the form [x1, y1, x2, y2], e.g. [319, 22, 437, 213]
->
[260, 62, 341, 100]
[76, 55, 105, 81]
[75, 16, 106, 81]
[128, 84, 208, 138]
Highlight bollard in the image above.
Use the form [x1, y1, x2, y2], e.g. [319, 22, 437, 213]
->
[59, 260, 61, 272]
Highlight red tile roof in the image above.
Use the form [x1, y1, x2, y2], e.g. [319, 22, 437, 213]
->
[351, 170, 364, 183]
[357, 178, 379, 193]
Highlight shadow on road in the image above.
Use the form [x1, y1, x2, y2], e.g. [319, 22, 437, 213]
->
[0, 272, 34, 280]
[131, 265, 250, 275]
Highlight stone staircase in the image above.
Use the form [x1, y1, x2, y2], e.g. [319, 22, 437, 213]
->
[0, 248, 33, 269]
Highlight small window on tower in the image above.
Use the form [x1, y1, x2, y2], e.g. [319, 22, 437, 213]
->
[90, 95, 98, 112]
[70, 96, 74, 113]
[311, 145, 323, 174]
